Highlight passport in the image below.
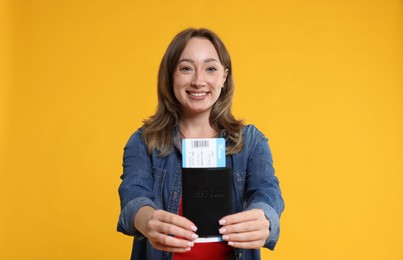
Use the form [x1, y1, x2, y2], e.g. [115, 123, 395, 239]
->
[182, 167, 233, 240]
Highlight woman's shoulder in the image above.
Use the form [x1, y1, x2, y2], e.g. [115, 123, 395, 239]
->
[242, 124, 267, 141]
[125, 127, 145, 146]
[232, 124, 270, 157]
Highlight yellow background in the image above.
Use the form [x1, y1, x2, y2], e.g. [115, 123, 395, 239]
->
[1, 0, 402, 259]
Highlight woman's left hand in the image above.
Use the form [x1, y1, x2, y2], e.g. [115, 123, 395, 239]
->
[219, 209, 270, 249]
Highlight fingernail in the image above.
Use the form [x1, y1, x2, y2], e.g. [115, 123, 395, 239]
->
[228, 241, 234, 246]
[191, 226, 198, 232]
[191, 234, 199, 240]
[185, 247, 191, 251]
[222, 235, 229, 240]
[219, 228, 226, 234]
[219, 219, 226, 225]
[187, 242, 194, 247]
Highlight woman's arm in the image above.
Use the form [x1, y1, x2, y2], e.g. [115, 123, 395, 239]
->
[117, 130, 157, 237]
[220, 126, 284, 250]
[117, 130, 198, 252]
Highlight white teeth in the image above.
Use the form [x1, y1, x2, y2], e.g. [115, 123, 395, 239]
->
[190, 92, 206, 97]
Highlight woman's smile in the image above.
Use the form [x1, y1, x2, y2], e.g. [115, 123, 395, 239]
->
[187, 91, 209, 100]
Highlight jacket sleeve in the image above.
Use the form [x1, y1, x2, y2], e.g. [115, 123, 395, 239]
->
[243, 125, 284, 250]
[117, 129, 157, 238]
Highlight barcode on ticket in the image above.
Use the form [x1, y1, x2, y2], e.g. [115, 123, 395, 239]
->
[182, 138, 225, 168]
[190, 140, 210, 148]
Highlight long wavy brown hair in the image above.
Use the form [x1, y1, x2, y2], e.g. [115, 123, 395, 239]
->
[142, 28, 244, 156]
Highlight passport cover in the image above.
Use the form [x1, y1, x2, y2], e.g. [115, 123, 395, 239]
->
[182, 167, 233, 237]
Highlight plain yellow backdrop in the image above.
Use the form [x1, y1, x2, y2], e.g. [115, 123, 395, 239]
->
[1, 0, 403, 259]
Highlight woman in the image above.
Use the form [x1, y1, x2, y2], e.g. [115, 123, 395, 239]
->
[117, 28, 284, 260]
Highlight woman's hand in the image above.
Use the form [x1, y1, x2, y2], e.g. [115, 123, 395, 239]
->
[134, 206, 198, 253]
[219, 209, 270, 249]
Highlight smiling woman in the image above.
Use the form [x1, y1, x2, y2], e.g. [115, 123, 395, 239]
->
[173, 38, 228, 122]
[142, 28, 244, 157]
[117, 28, 284, 260]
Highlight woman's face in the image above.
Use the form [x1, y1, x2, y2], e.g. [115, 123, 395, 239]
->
[173, 37, 228, 117]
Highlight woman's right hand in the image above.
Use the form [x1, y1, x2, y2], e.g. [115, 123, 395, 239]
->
[134, 206, 198, 253]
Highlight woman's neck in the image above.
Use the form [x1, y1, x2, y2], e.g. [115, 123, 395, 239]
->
[179, 112, 218, 139]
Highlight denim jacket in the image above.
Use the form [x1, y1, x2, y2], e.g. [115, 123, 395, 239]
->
[117, 124, 284, 260]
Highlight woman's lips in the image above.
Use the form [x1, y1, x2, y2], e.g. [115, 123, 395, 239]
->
[186, 91, 209, 100]
[187, 91, 207, 97]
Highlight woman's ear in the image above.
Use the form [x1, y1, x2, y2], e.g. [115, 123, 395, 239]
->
[222, 69, 229, 87]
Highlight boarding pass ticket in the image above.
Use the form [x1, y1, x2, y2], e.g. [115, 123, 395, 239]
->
[182, 138, 226, 168]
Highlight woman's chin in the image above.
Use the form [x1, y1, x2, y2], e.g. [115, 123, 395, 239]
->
[184, 106, 212, 116]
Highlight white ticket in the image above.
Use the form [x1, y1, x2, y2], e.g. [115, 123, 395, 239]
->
[182, 138, 226, 168]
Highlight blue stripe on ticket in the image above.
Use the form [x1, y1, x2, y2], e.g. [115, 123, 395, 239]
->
[216, 138, 225, 167]
[182, 140, 186, 167]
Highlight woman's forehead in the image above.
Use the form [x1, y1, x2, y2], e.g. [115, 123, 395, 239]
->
[179, 38, 219, 61]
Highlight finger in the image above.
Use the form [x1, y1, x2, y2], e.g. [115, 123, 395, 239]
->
[148, 218, 198, 242]
[151, 241, 193, 253]
[219, 220, 264, 234]
[149, 232, 195, 249]
[222, 230, 268, 243]
[220, 209, 263, 225]
[154, 210, 197, 232]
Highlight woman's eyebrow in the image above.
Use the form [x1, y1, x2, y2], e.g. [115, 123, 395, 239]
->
[204, 58, 220, 63]
[178, 58, 194, 64]
[178, 58, 220, 64]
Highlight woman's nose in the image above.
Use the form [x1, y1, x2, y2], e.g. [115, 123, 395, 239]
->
[191, 71, 206, 88]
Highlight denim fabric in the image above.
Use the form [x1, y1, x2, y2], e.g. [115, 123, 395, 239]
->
[117, 124, 284, 260]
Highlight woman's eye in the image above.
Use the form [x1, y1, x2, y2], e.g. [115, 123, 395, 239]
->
[207, 67, 217, 72]
[180, 67, 192, 72]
